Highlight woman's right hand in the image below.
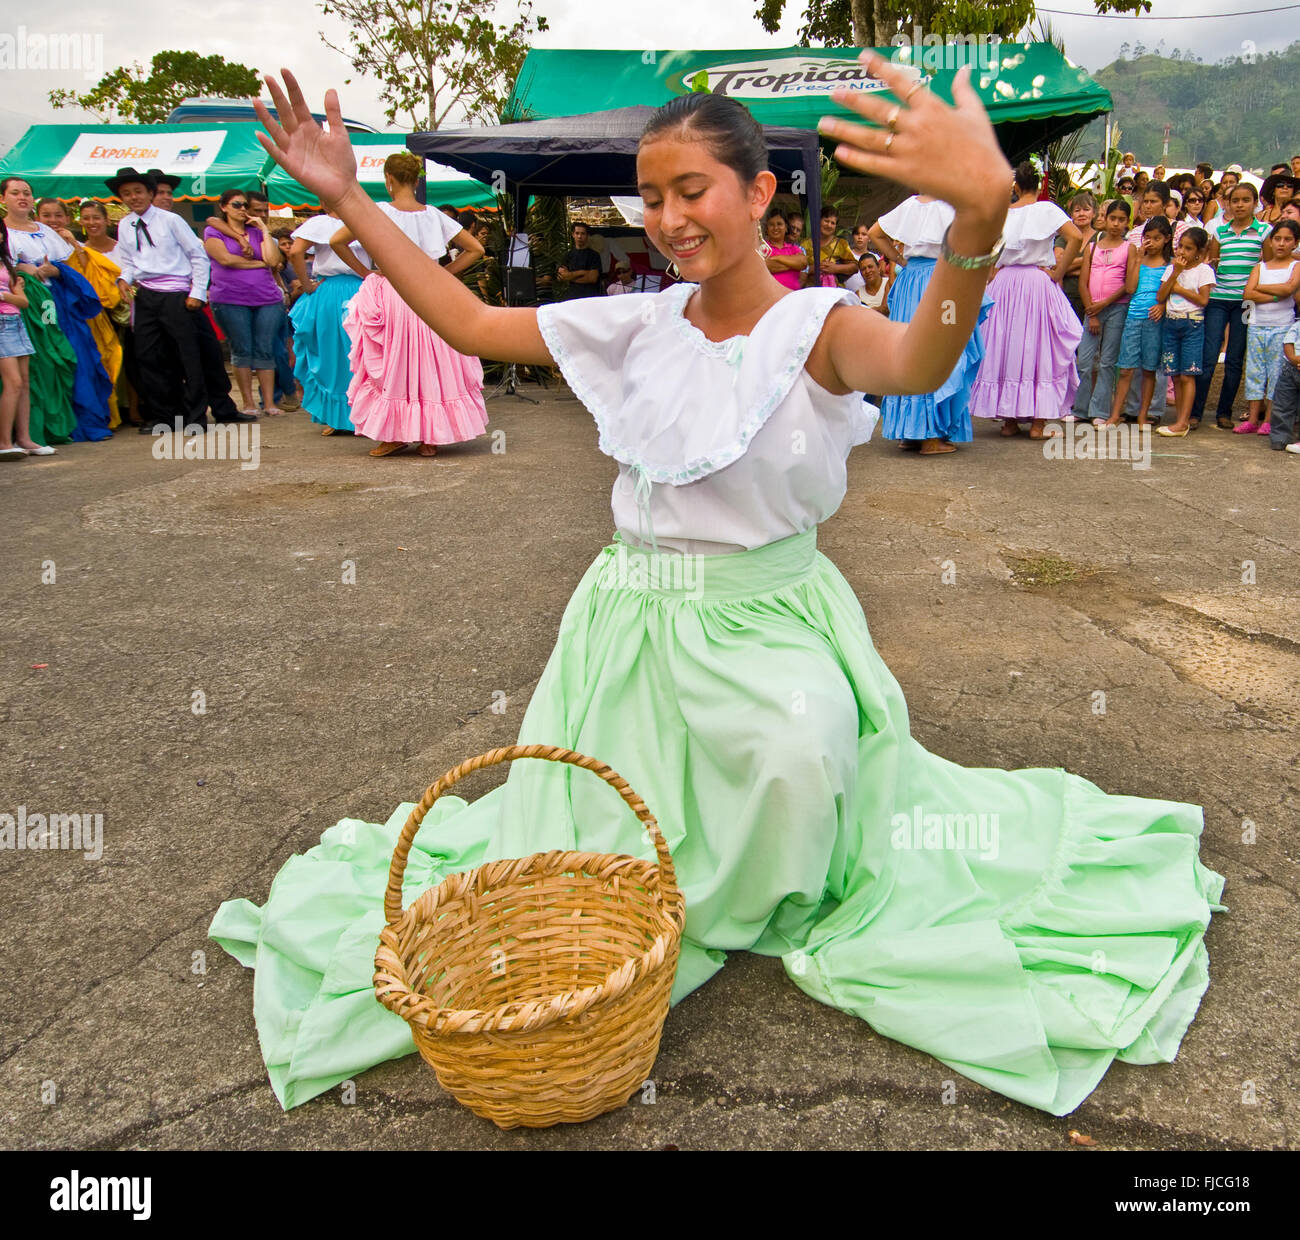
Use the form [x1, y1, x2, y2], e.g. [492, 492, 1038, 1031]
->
[254, 71, 359, 210]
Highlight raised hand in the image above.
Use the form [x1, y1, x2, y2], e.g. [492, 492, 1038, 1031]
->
[818, 52, 1011, 229]
[253, 70, 358, 210]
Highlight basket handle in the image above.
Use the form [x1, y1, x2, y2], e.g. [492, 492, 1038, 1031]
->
[382, 743, 679, 927]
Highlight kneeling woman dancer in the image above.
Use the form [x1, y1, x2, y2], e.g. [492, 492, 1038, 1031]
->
[212, 62, 1223, 1116]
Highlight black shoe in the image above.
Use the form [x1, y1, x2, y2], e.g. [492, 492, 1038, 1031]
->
[215, 411, 258, 423]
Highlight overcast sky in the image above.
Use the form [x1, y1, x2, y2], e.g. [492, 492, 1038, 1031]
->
[0, 0, 1291, 144]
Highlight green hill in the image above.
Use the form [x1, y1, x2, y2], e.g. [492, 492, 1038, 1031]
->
[1079, 40, 1300, 171]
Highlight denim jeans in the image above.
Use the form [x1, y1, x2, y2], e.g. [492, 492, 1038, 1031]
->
[1270, 358, 1300, 449]
[1191, 299, 1247, 422]
[1123, 315, 1166, 417]
[212, 301, 283, 370]
[1073, 301, 1126, 420]
[271, 307, 296, 401]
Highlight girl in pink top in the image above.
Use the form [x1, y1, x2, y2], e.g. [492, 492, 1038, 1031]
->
[1071, 199, 1133, 421]
[761, 210, 807, 290]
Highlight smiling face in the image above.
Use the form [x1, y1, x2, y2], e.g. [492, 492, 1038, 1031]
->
[37, 200, 69, 228]
[820, 212, 837, 240]
[119, 181, 153, 214]
[764, 213, 786, 244]
[80, 205, 108, 239]
[785, 213, 803, 242]
[858, 253, 879, 285]
[1282, 203, 1300, 223]
[637, 129, 773, 282]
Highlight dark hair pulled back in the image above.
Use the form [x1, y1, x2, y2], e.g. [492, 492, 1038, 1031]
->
[639, 93, 768, 187]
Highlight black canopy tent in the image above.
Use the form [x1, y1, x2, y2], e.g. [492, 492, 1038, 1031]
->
[406, 104, 827, 282]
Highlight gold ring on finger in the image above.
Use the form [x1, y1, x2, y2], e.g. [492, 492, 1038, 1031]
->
[884, 131, 895, 153]
[886, 104, 902, 132]
[903, 78, 927, 103]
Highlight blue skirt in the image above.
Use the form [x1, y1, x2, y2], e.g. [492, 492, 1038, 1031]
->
[289, 273, 363, 431]
[879, 257, 992, 443]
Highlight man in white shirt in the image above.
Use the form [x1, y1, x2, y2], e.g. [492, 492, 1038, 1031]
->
[107, 166, 248, 431]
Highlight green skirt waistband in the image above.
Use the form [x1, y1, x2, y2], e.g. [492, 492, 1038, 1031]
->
[601, 529, 819, 601]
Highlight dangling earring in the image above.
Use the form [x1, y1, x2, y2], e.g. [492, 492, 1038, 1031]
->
[756, 223, 773, 259]
[667, 260, 681, 279]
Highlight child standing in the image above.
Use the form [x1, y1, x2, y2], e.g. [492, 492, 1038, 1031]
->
[1072, 199, 1132, 422]
[1155, 227, 1215, 436]
[1270, 319, 1300, 453]
[0, 222, 35, 460]
[1104, 216, 1173, 427]
[1238, 219, 1300, 435]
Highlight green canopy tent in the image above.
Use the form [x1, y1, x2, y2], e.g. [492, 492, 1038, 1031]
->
[264, 132, 496, 210]
[504, 42, 1111, 165]
[0, 122, 276, 201]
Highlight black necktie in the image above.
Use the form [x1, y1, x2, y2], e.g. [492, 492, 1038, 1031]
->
[134, 218, 154, 251]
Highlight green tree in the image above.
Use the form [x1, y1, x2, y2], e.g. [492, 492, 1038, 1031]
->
[756, 0, 1152, 47]
[48, 51, 260, 123]
[319, 0, 548, 130]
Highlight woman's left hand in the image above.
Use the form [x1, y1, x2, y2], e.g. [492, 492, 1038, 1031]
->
[819, 52, 1011, 229]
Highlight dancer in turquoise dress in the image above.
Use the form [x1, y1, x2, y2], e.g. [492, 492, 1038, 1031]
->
[211, 61, 1224, 1117]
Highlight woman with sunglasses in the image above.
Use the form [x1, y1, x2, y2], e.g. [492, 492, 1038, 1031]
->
[203, 189, 287, 415]
[1182, 187, 1208, 224]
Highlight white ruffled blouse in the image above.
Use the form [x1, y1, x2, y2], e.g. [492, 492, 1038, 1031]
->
[997, 201, 1069, 268]
[536, 281, 878, 556]
[875, 197, 954, 260]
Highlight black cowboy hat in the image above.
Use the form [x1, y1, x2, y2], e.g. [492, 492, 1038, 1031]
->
[1260, 172, 1300, 203]
[145, 167, 183, 190]
[104, 166, 156, 196]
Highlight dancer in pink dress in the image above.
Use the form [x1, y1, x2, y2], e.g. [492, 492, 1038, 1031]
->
[331, 152, 489, 457]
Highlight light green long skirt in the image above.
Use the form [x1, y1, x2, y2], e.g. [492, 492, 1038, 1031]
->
[210, 530, 1225, 1115]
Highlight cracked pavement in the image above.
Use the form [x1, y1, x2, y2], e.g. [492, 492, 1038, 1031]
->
[2, 382, 1297, 1150]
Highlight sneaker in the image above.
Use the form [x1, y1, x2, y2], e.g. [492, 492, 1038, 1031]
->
[1286, 442, 1300, 454]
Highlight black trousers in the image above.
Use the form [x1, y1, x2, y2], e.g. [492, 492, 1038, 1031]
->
[133, 288, 238, 425]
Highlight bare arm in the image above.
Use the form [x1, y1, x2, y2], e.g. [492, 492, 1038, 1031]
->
[288, 237, 314, 290]
[808, 59, 1011, 397]
[867, 222, 904, 266]
[204, 236, 266, 269]
[254, 226, 282, 269]
[1050, 221, 1083, 284]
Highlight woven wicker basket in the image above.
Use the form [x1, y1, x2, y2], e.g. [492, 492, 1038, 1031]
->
[374, 743, 686, 1129]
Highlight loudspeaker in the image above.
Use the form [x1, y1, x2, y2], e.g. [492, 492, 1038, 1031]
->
[505, 267, 536, 306]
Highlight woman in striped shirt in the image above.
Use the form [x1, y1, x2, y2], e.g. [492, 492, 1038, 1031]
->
[1190, 183, 1270, 429]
